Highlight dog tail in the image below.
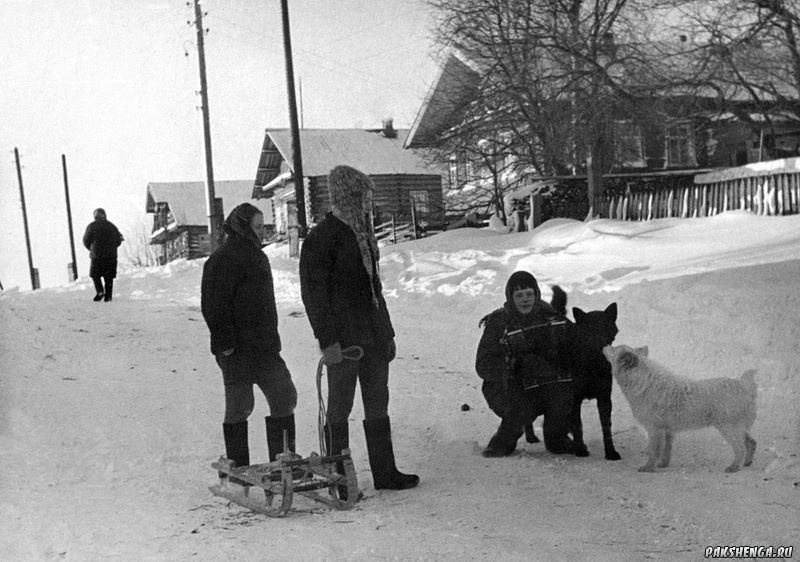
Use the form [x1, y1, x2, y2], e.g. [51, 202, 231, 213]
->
[739, 369, 758, 397]
[551, 285, 567, 316]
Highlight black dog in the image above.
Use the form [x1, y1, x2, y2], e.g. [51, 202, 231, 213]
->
[551, 286, 621, 460]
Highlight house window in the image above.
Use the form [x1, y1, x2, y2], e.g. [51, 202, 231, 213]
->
[613, 120, 646, 168]
[664, 121, 697, 167]
[448, 150, 474, 187]
[153, 202, 172, 232]
[409, 190, 430, 214]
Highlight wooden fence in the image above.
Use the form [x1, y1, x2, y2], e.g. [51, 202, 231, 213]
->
[595, 157, 800, 221]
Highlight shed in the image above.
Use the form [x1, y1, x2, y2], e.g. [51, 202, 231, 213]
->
[146, 180, 273, 263]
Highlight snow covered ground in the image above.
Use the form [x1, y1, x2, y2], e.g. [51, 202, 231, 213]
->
[1, 210, 799, 561]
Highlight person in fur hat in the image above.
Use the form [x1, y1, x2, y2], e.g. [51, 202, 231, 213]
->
[201, 203, 298, 475]
[477, 271, 574, 457]
[82, 208, 123, 302]
[299, 165, 419, 497]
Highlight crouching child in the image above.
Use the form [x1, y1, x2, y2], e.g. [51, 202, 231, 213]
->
[477, 271, 574, 457]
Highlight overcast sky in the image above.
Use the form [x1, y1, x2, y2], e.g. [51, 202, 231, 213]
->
[0, 0, 440, 290]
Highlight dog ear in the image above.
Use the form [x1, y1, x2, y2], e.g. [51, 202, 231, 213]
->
[573, 307, 586, 323]
[605, 302, 618, 322]
[617, 350, 638, 370]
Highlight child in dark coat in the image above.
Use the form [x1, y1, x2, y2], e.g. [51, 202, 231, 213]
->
[477, 271, 574, 457]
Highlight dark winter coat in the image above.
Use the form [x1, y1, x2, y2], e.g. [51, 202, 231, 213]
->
[476, 301, 570, 392]
[201, 232, 281, 355]
[83, 218, 123, 278]
[299, 213, 394, 351]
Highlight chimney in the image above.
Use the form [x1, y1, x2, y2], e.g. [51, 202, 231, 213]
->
[382, 118, 396, 138]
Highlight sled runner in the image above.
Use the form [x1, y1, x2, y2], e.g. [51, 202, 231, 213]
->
[209, 346, 364, 517]
[209, 447, 359, 517]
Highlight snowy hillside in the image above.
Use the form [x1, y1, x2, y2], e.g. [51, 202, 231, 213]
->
[1, 211, 799, 561]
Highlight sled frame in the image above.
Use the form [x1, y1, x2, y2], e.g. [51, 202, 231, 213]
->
[210, 449, 359, 517]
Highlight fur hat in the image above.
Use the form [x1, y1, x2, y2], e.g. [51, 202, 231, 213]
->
[93, 208, 107, 220]
[505, 271, 541, 304]
[223, 202, 262, 244]
[328, 165, 373, 214]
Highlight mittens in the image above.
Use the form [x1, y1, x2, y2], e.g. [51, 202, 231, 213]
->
[322, 342, 344, 365]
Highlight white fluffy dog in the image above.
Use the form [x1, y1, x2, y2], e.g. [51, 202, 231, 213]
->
[602, 344, 757, 473]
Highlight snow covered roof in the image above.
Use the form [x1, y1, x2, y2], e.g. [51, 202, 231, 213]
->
[146, 180, 272, 226]
[694, 157, 800, 184]
[252, 128, 443, 198]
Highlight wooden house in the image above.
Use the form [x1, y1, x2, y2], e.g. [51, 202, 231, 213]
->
[252, 121, 445, 234]
[406, 52, 800, 223]
[146, 180, 273, 264]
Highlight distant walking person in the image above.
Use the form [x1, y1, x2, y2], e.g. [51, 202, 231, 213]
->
[201, 203, 298, 474]
[300, 165, 419, 496]
[83, 208, 123, 302]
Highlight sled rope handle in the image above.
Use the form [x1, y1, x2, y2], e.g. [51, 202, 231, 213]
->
[317, 345, 364, 456]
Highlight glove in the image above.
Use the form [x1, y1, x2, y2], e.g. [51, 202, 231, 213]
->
[386, 339, 396, 362]
[322, 342, 344, 365]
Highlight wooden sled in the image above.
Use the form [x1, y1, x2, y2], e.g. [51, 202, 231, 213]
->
[210, 449, 359, 517]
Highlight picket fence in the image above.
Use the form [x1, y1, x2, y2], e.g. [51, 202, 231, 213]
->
[594, 157, 800, 221]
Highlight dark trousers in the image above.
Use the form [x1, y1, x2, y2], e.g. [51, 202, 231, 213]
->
[91, 276, 113, 294]
[325, 345, 389, 425]
[492, 379, 573, 451]
[216, 351, 297, 423]
[482, 379, 507, 418]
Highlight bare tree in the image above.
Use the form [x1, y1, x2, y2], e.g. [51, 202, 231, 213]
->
[424, 0, 800, 220]
[652, 0, 800, 154]
[122, 216, 160, 268]
[425, 0, 683, 215]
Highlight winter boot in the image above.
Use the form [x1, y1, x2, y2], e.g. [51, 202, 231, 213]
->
[324, 421, 360, 501]
[544, 436, 574, 455]
[103, 278, 113, 302]
[524, 423, 540, 444]
[543, 386, 575, 455]
[92, 277, 104, 301]
[482, 417, 522, 457]
[222, 421, 250, 485]
[265, 415, 296, 461]
[543, 421, 574, 455]
[363, 416, 419, 490]
[481, 435, 518, 457]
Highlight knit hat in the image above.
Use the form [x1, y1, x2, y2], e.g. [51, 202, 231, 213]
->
[223, 202, 263, 245]
[505, 271, 541, 305]
[93, 208, 107, 220]
[328, 166, 379, 302]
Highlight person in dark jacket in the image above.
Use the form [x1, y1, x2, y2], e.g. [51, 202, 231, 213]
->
[201, 203, 298, 474]
[82, 208, 123, 302]
[299, 165, 419, 496]
[478, 271, 574, 457]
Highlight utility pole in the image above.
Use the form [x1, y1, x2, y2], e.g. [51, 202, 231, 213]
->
[14, 148, 38, 290]
[299, 76, 304, 129]
[281, 0, 307, 235]
[62, 154, 78, 281]
[192, 0, 221, 252]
